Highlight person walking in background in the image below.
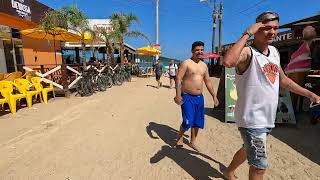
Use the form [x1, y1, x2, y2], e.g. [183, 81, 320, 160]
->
[154, 59, 164, 88]
[168, 60, 178, 89]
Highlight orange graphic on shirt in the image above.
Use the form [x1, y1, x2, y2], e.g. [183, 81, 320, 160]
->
[262, 63, 279, 84]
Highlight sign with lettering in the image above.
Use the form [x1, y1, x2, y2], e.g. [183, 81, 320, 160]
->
[225, 67, 237, 122]
[11, 0, 32, 20]
[221, 30, 295, 53]
[88, 19, 113, 32]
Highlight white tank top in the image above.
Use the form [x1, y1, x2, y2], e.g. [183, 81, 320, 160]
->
[235, 45, 280, 128]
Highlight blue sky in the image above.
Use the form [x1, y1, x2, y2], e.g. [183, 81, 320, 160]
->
[38, 0, 319, 60]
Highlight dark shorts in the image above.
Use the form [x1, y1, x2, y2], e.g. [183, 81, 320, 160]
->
[169, 75, 176, 80]
[181, 92, 204, 131]
[156, 73, 162, 80]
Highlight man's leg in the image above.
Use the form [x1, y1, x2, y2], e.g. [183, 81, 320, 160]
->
[189, 127, 200, 151]
[170, 78, 173, 88]
[249, 166, 266, 180]
[156, 78, 160, 88]
[175, 125, 185, 147]
[223, 147, 247, 180]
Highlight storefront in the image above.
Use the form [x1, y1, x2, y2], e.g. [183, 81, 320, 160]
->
[221, 14, 320, 67]
[62, 19, 137, 64]
[0, 0, 60, 73]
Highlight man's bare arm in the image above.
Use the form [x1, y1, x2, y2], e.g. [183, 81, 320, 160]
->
[223, 35, 251, 68]
[175, 61, 187, 97]
[204, 67, 216, 98]
[279, 68, 319, 102]
[223, 23, 265, 69]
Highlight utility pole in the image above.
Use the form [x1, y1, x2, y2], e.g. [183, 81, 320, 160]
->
[155, 0, 159, 61]
[211, 0, 218, 55]
[218, 1, 223, 55]
[201, 0, 218, 65]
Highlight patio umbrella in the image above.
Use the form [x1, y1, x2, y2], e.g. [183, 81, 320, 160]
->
[137, 45, 161, 55]
[200, 52, 220, 59]
[20, 27, 83, 65]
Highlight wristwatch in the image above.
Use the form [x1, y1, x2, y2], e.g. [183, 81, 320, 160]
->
[243, 30, 253, 38]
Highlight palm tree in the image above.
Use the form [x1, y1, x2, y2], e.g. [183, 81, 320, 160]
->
[40, 10, 69, 65]
[111, 13, 149, 63]
[87, 29, 102, 59]
[59, 5, 90, 66]
[41, 10, 68, 31]
[98, 28, 121, 64]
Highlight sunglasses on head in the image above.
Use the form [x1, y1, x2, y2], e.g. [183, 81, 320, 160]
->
[256, 11, 279, 23]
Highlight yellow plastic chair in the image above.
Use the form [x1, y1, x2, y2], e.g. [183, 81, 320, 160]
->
[14, 78, 42, 108]
[0, 73, 5, 81]
[147, 67, 153, 77]
[0, 88, 12, 112]
[22, 71, 36, 82]
[31, 77, 55, 104]
[4, 72, 23, 81]
[0, 81, 26, 114]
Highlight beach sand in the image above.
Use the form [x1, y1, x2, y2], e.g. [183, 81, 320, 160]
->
[0, 77, 319, 179]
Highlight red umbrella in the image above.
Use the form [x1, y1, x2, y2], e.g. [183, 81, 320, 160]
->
[200, 52, 220, 59]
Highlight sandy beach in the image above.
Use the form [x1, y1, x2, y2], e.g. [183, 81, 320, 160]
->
[0, 77, 319, 180]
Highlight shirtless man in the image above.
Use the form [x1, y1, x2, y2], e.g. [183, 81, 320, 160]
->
[174, 41, 219, 151]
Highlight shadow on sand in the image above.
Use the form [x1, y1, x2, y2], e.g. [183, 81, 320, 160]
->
[205, 107, 320, 165]
[204, 107, 225, 122]
[271, 112, 320, 165]
[146, 122, 226, 180]
[146, 84, 172, 89]
[146, 122, 189, 146]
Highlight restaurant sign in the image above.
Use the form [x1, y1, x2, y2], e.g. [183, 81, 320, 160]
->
[88, 19, 114, 32]
[221, 30, 295, 53]
[11, 0, 32, 20]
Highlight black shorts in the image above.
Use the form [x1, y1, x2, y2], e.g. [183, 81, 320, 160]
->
[169, 75, 176, 80]
[156, 74, 162, 80]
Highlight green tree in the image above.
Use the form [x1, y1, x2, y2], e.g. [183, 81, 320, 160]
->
[59, 5, 90, 66]
[111, 13, 149, 63]
[97, 27, 121, 64]
[40, 10, 68, 31]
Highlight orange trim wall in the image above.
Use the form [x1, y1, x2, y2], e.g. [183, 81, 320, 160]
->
[0, 12, 36, 30]
[0, 12, 62, 66]
[22, 35, 62, 66]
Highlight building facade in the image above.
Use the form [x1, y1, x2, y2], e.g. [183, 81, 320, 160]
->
[0, 0, 62, 73]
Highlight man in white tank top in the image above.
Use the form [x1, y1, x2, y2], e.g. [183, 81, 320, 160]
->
[222, 11, 320, 180]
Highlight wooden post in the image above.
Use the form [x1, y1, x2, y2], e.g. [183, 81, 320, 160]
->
[61, 64, 70, 97]
[40, 65, 45, 74]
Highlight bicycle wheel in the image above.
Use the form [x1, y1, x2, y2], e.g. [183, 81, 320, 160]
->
[97, 75, 108, 91]
[105, 75, 113, 88]
[113, 74, 123, 86]
[76, 78, 86, 96]
[126, 72, 132, 82]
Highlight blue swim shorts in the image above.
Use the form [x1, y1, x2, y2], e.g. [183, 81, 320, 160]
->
[181, 92, 204, 131]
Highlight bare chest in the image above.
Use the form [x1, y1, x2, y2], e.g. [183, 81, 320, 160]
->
[185, 64, 206, 77]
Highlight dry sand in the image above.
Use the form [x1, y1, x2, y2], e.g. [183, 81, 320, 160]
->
[0, 77, 319, 180]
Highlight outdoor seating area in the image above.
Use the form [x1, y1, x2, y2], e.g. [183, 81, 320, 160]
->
[0, 71, 55, 114]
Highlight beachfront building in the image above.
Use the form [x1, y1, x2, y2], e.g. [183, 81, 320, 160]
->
[221, 14, 320, 68]
[62, 19, 137, 64]
[0, 0, 63, 73]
